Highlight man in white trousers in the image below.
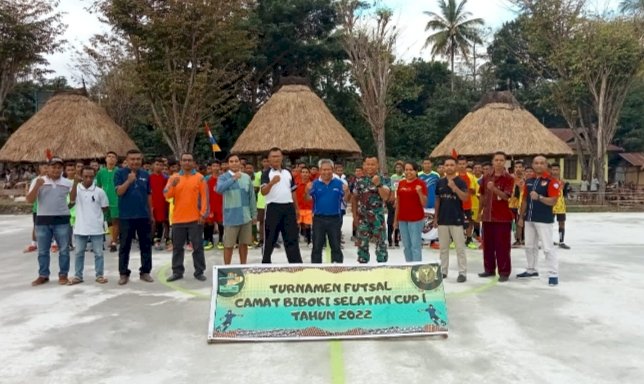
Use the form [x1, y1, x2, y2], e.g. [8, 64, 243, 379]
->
[517, 156, 561, 286]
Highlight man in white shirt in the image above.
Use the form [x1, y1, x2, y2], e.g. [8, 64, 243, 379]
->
[68, 167, 109, 285]
[260, 147, 303, 264]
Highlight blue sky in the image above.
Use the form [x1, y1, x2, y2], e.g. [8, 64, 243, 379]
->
[46, 0, 621, 85]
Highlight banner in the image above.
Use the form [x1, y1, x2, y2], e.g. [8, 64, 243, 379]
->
[207, 263, 448, 342]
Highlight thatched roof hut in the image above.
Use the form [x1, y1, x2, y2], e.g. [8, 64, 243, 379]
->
[231, 78, 361, 156]
[430, 91, 573, 158]
[0, 90, 138, 162]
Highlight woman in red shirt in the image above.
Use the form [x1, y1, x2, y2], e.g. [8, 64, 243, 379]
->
[394, 162, 428, 262]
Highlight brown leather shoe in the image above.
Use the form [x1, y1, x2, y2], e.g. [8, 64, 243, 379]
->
[31, 276, 49, 286]
[140, 273, 154, 283]
[118, 275, 129, 285]
[58, 275, 69, 285]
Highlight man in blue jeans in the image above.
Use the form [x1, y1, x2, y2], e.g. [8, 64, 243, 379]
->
[26, 157, 73, 286]
[68, 166, 110, 285]
[115, 149, 154, 285]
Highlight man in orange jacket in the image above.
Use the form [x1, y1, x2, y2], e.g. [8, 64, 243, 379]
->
[163, 153, 208, 282]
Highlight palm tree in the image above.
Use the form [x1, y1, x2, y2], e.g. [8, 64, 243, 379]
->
[424, 0, 484, 92]
[619, 0, 644, 15]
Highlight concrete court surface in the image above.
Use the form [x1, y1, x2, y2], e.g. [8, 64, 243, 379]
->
[0, 212, 642, 384]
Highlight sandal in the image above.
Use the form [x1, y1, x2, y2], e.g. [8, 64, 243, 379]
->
[95, 276, 108, 284]
[68, 277, 83, 285]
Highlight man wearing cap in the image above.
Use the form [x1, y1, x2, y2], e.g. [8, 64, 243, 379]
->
[26, 157, 74, 286]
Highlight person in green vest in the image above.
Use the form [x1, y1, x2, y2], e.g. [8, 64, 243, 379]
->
[96, 151, 120, 252]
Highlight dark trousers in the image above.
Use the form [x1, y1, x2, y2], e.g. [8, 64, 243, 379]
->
[262, 203, 302, 263]
[119, 218, 152, 276]
[482, 222, 512, 277]
[172, 222, 206, 277]
[153, 221, 168, 242]
[311, 215, 343, 263]
[204, 222, 224, 244]
[386, 202, 399, 245]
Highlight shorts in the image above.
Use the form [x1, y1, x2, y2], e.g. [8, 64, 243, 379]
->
[471, 206, 480, 222]
[223, 222, 253, 248]
[463, 210, 472, 229]
[556, 213, 566, 222]
[298, 209, 313, 225]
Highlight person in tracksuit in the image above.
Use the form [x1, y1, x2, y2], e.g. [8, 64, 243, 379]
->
[517, 156, 561, 286]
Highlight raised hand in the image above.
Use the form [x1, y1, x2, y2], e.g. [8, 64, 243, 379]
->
[171, 176, 180, 187]
[372, 175, 380, 186]
[271, 175, 281, 184]
[127, 171, 137, 183]
[447, 177, 457, 191]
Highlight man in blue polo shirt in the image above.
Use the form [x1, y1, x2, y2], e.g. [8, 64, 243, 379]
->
[115, 149, 153, 285]
[307, 159, 348, 263]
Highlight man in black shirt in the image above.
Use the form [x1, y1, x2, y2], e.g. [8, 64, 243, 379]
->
[432, 158, 470, 283]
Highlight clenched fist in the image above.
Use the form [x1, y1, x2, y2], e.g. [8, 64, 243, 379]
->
[372, 175, 380, 186]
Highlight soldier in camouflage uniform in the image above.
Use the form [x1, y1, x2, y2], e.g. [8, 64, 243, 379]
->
[351, 157, 391, 263]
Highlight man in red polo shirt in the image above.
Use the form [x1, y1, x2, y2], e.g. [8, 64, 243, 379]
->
[478, 151, 515, 282]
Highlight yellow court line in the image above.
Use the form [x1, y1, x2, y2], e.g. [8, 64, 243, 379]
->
[156, 263, 210, 299]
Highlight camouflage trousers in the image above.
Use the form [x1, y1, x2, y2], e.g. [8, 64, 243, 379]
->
[356, 211, 388, 263]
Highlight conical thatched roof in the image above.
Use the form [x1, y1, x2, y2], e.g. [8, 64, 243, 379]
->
[231, 79, 361, 156]
[0, 90, 138, 162]
[430, 91, 573, 158]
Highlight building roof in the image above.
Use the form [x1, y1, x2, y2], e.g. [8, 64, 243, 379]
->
[550, 128, 623, 152]
[0, 90, 138, 162]
[431, 91, 573, 158]
[231, 78, 361, 156]
[618, 153, 644, 169]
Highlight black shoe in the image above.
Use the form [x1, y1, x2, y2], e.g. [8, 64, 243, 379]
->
[498, 275, 509, 282]
[195, 274, 207, 282]
[516, 271, 539, 278]
[559, 243, 571, 250]
[457, 274, 467, 283]
[478, 272, 496, 278]
[442, 273, 447, 279]
[166, 274, 183, 282]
